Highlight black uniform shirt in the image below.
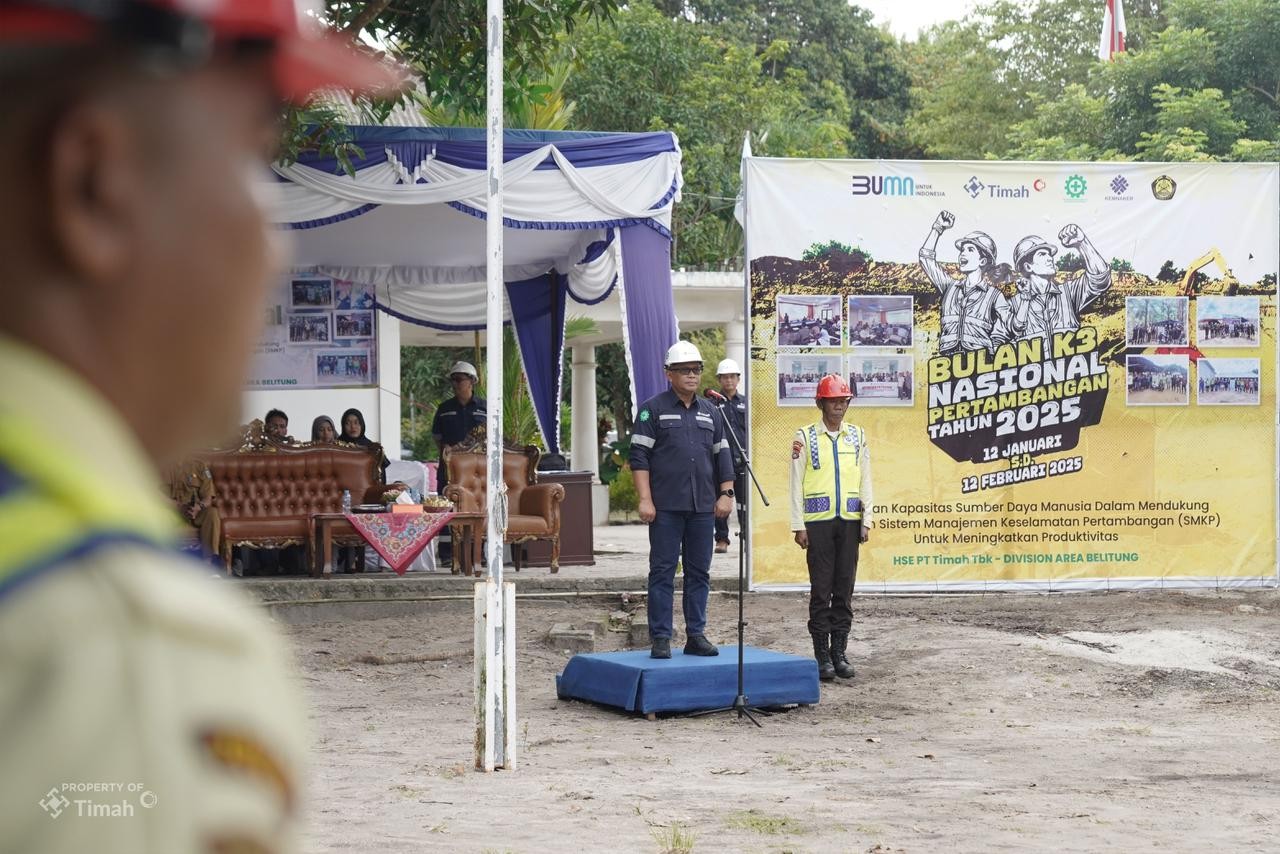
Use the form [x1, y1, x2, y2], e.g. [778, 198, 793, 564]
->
[720, 392, 748, 470]
[629, 389, 735, 513]
[432, 395, 487, 447]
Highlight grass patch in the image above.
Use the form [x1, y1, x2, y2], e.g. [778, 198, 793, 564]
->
[650, 820, 697, 854]
[726, 809, 805, 835]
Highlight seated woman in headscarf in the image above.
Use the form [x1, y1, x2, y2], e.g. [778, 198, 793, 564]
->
[341, 407, 390, 481]
[311, 415, 337, 444]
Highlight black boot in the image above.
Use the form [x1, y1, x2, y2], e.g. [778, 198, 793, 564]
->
[829, 631, 855, 679]
[811, 633, 835, 681]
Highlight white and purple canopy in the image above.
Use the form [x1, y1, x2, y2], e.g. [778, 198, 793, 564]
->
[267, 127, 682, 452]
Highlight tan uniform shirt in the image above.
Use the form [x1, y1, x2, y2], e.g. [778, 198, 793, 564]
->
[0, 336, 307, 854]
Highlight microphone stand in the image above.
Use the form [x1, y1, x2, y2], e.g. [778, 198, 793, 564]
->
[690, 392, 770, 726]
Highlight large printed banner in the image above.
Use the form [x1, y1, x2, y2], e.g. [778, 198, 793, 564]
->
[744, 159, 1279, 590]
[246, 274, 379, 390]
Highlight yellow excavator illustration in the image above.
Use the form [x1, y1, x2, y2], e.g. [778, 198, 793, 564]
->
[1179, 248, 1237, 296]
[1141, 248, 1238, 360]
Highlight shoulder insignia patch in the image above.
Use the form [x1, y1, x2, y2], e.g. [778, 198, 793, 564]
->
[639, 409, 650, 422]
[200, 729, 294, 813]
[792, 440, 803, 460]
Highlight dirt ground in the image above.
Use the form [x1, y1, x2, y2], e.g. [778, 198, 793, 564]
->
[289, 589, 1280, 853]
[1198, 389, 1261, 405]
[1125, 388, 1189, 405]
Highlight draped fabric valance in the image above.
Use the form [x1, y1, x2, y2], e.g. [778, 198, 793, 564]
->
[270, 127, 683, 453]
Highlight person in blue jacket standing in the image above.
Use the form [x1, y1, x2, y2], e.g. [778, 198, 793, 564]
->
[629, 341, 735, 659]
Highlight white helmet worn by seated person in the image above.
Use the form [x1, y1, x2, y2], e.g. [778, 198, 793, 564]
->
[716, 358, 741, 376]
[448, 361, 479, 380]
[664, 340, 703, 366]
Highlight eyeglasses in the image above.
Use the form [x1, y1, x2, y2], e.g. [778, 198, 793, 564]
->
[668, 366, 703, 376]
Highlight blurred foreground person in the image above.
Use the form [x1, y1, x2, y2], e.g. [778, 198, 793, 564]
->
[0, 2, 398, 852]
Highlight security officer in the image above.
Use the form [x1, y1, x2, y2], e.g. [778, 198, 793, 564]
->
[0, 3, 398, 852]
[712, 358, 748, 554]
[630, 341, 735, 659]
[431, 360, 487, 455]
[431, 360, 485, 562]
[789, 375, 874, 680]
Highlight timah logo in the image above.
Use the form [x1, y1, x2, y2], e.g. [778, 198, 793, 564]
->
[851, 175, 915, 196]
[39, 789, 70, 819]
[963, 176, 985, 199]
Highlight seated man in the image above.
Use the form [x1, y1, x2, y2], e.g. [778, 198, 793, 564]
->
[264, 408, 294, 444]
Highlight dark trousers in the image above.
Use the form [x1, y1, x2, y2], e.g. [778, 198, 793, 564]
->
[648, 510, 714, 640]
[804, 518, 861, 634]
[713, 473, 747, 544]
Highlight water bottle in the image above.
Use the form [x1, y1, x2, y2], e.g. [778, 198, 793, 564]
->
[341, 489, 351, 512]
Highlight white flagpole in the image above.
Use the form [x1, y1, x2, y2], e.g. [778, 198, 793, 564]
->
[475, 0, 515, 772]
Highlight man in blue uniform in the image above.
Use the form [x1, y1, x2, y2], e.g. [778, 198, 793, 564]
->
[432, 360, 485, 559]
[432, 360, 487, 453]
[712, 358, 748, 554]
[630, 341, 735, 658]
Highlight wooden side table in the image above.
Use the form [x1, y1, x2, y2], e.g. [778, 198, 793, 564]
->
[449, 512, 485, 577]
[310, 512, 368, 577]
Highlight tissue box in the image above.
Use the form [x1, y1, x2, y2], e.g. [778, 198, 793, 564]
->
[391, 504, 424, 514]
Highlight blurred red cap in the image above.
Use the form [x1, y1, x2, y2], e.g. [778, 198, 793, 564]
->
[0, 0, 404, 101]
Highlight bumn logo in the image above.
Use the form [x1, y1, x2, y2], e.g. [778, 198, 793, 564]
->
[851, 175, 915, 196]
[963, 176, 985, 199]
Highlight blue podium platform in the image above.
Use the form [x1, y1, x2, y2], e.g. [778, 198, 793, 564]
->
[555, 646, 820, 715]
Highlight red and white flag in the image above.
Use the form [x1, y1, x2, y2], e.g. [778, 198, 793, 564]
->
[1098, 0, 1127, 60]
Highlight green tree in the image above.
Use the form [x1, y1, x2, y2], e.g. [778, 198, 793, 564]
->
[653, 0, 914, 157]
[902, 21, 1023, 159]
[280, 1, 620, 165]
[908, 0, 1277, 162]
[566, 1, 852, 267]
[325, 0, 619, 115]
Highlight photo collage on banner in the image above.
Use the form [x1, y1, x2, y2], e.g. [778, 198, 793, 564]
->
[247, 274, 378, 390]
[743, 159, 1279, 590]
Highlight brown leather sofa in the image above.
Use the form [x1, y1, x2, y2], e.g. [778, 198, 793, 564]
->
[195, 421, 392, 574]
[443, 437, 566, 572]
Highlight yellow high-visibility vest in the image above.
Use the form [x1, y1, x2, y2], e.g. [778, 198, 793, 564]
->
[800, 422, 864, 523]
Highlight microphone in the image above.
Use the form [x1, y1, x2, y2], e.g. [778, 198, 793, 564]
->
[704, 388, 727, 404]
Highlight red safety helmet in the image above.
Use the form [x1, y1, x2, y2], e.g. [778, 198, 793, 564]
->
[815, 374, 852, 399]
[0, 0, 403, 102]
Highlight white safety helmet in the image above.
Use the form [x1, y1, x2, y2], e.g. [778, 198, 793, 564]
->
[448, 361, 479, 380]
[664, 340, 703, 367]
[716, 358, 741, 376]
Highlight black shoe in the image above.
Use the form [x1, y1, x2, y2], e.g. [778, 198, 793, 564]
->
[812, 633, 835, 681]
[829, 631, 856, 679]
[683, 634, 720, 656]
[651, 637, 671, 659]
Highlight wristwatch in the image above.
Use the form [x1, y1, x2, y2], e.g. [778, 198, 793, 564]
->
[718, 489, 735, 498]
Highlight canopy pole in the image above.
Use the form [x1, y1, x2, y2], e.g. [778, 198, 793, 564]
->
[475, 0, 515, 773]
